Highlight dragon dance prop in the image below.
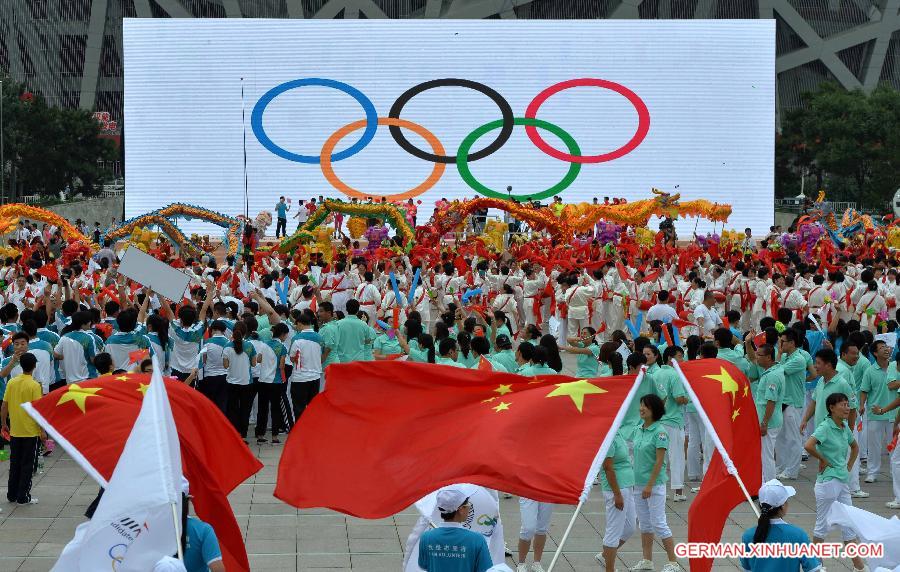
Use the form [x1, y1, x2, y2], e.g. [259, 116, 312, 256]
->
[103, 203, 244, 257]
[277, 200, 415, 253]
[0, 204, 94, 247]
[428, 191, 732, 240]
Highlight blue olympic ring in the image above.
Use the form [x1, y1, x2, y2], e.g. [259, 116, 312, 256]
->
[250, 78, 378, 164]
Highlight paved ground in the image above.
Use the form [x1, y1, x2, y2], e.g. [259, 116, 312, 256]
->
[1, 434, 898, 571]
[1, 352, 898, 571]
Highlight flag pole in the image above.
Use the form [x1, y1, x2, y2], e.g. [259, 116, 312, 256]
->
[671, 361, 760, 518]
[171, 502, 184, 560]
[547, 367, 649, 572]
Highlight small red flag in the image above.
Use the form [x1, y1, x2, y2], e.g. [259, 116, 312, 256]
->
[477, 355, 493, 371]
[36, 262, 59, 282]
[392, 306, 401, 330]
[721, 315, 730, 329]
[642, 269, 661, 284]
[752, 330, 767, 348]
[27, 375, 262, 572]
[275, 361, 641, 517]
[676, 360, 761, 572]
[671, 318, 696, 330]
[309, 296, 318, 313]
[615, 261, 630, 282]
[129, 348, 150, 364]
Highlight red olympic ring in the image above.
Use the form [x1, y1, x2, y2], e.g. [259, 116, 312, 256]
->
[524, 78, 650, 164]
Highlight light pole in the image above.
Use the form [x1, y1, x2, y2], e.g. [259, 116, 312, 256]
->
[0, 79, 4, 205]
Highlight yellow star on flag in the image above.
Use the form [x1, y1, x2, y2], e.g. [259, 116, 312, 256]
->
[136, 383, 150, 396]
[482, 397, 497, 404]
[494, 384, 513, 396]
[493, 402, 511, 413]
[115, 375, 130, 382]
[546, 379, 607, 413]
[732, 407, 741, 421]
[56, 384, 102, 413]
[703, 367, 739, 402]
[743, 384, 749, 398]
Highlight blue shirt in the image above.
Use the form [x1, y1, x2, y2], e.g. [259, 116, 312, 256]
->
[740, 520, 821, 572]
[184, 517, 222, 572]
[418, 524, 492, 572]
[276, 202, 288, 218]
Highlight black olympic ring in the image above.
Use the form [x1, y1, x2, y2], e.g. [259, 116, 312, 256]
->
[387, 78, 515, 164]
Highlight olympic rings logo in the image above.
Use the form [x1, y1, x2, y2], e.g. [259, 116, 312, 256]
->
[250, 77, 650, 202]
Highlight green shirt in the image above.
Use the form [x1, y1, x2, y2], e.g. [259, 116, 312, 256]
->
[599, 432, 635, 492]
[836, 360, 858, 393]
[861, 362, 894, 421]
[574, 343, 601, 378]
[779, 349, 808, 408]
[373, 332, 402, 356]
[812, 417, 854, 483]
[456, 351, 480, 369]
[491, 349, 518, 374]
[812, 374, 857, 427]
[597, 362, 613, 377]
[319, 321, 340, 367]
[518, 363, 558, 376]
[334, 316, 376, 363]
[718, 347, 753, 380]
[655, 365, 687, 428]
[753, 365, 784, 430]
[622, 372, 659, 440]
[436, 356, 466, 368]
[633, 420, 669, 486]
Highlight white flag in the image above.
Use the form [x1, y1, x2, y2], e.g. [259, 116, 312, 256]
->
[827, 503, 900, 570]
[48, 358, 183, 571]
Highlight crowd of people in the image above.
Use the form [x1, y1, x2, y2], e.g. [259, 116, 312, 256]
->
[1, 199, 899, 572]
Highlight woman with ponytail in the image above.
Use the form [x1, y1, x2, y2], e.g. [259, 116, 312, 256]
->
[739, 480, 822, 572]
[598, 342, 625, 376]
[222, 321, 258, 442]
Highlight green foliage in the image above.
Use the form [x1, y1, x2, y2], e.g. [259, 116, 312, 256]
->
[1, 75, 117, 197]
[777, 82, 900, 209]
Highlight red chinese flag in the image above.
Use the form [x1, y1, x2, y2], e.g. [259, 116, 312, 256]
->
[128, 348, 150, 364]
[36, 262, 59, 283]
[753, 330, 767, 348]
[275, 361, 641, 517]
[675, 359, 761, 572]
[27, 375, 262, 572]
[477, 355, 493, 371]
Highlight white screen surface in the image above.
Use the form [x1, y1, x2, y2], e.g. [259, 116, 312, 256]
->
[123, 19, 775, 236]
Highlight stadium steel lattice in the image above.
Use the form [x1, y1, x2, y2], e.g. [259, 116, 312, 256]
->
[2, 0, 900, 132]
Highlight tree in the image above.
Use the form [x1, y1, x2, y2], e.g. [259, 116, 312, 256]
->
[1, 74, 116, 199]
[777, 82, 900, 210]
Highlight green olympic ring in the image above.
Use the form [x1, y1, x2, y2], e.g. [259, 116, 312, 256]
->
[456, 117, 581, 202]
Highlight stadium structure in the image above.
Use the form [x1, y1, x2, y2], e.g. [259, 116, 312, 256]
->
[2, 0, 900, 141]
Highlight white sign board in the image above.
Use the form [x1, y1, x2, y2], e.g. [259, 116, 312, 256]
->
[123, 19, 775, 235]
[118, 246, 191, 302]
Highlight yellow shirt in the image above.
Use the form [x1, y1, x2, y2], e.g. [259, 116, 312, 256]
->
[3, 374, 42, 438]
[551, 202, 565, 216]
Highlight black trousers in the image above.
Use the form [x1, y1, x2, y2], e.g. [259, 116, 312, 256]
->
[290, 381, 320, 423]
[276, 217, 287, 238]
[198, 374, 228, 414]
[7, 436, 38, 503]
[226, 384, 254, 438]
[49, 380, 66, 392]
[254, 383, 285, 437]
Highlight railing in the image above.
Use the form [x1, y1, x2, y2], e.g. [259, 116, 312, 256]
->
[774, 199, 857, 214]
[22, 195, 39, 204]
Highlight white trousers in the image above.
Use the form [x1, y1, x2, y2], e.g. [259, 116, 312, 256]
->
[867, 419, 893, 477]
[685, 411, 709, 479]
[633, 484, 672, 539]
[891, 441, 900, 502]
[519, 498, 553, 540]
[602, 487, 637, 548]
[775, 405, 802, 478]
[567, 316, 589, 339]
[858, 413, 868, 459]
[813, 480, 857, 541]
[849, 426, 861, 492]
[762, 426, 781, 483]
[663, 424, 685, 490]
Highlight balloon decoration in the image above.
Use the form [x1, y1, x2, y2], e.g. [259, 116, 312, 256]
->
[277, 200, 415, 254]
[103, 203, 244, 257]
[0, 204, 93, 246]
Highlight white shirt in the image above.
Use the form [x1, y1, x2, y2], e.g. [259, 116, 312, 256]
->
[693, 304, 722, 335]
[289, 330, 323, 383]
[646, 303, 678, 324]
[255, 339, 279, 384]
[55, 335, 92, 383]
[223, 346, 252, 385]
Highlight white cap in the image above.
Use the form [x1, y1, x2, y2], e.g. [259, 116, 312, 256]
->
[435, 486, 468, 514]
[180, 476, 190, 496]
[758, 479, 796, 507]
